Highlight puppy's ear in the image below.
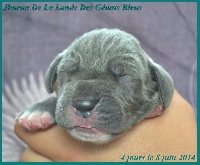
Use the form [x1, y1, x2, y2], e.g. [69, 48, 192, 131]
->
[150, 61, 174, 108]
[45, 54, 63, 94]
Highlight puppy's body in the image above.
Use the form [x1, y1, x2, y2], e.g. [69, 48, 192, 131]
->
[16, 29, 174, 143]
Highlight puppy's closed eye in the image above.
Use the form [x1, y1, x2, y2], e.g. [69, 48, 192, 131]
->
[66, 64, 79, 74]
[59, 63, 79, 75]
[110, 65, 124, 77]
[58, 52, 80, 75]
[58, 63, 79, 86]
[110, 65, 130, 82]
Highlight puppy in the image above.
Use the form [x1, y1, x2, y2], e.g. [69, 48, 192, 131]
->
[16, 29, 174, 143]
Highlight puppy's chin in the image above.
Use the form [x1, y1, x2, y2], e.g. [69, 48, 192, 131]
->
[67, 127, 113, 143]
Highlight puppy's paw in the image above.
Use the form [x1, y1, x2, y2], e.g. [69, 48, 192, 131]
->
[16, 111, 55, 131]
[15, 97, 57, 131]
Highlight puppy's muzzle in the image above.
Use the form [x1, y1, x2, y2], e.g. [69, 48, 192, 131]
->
[72, 99, 99, 118]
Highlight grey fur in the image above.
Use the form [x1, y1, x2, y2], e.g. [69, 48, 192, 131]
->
[17, 29, 174, 143]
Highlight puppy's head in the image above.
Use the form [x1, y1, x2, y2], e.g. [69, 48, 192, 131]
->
[45, 29, 174, 143]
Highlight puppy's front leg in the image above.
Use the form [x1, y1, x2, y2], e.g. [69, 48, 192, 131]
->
[15, 97, 57, 131]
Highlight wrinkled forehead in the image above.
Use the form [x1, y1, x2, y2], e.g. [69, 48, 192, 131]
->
[61, 29, 142, 70]
[59, 52, 141, 79]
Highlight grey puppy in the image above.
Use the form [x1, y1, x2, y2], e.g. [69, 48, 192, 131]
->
[16, 29, 174, 143]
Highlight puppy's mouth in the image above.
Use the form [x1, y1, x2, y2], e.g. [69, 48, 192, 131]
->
[74, 125, 106, 135]
[57, 102, 116, 143]
[68, 124, 113, 143]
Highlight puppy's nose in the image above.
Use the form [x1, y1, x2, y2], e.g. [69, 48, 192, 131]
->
[72, 99, 98, 118]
